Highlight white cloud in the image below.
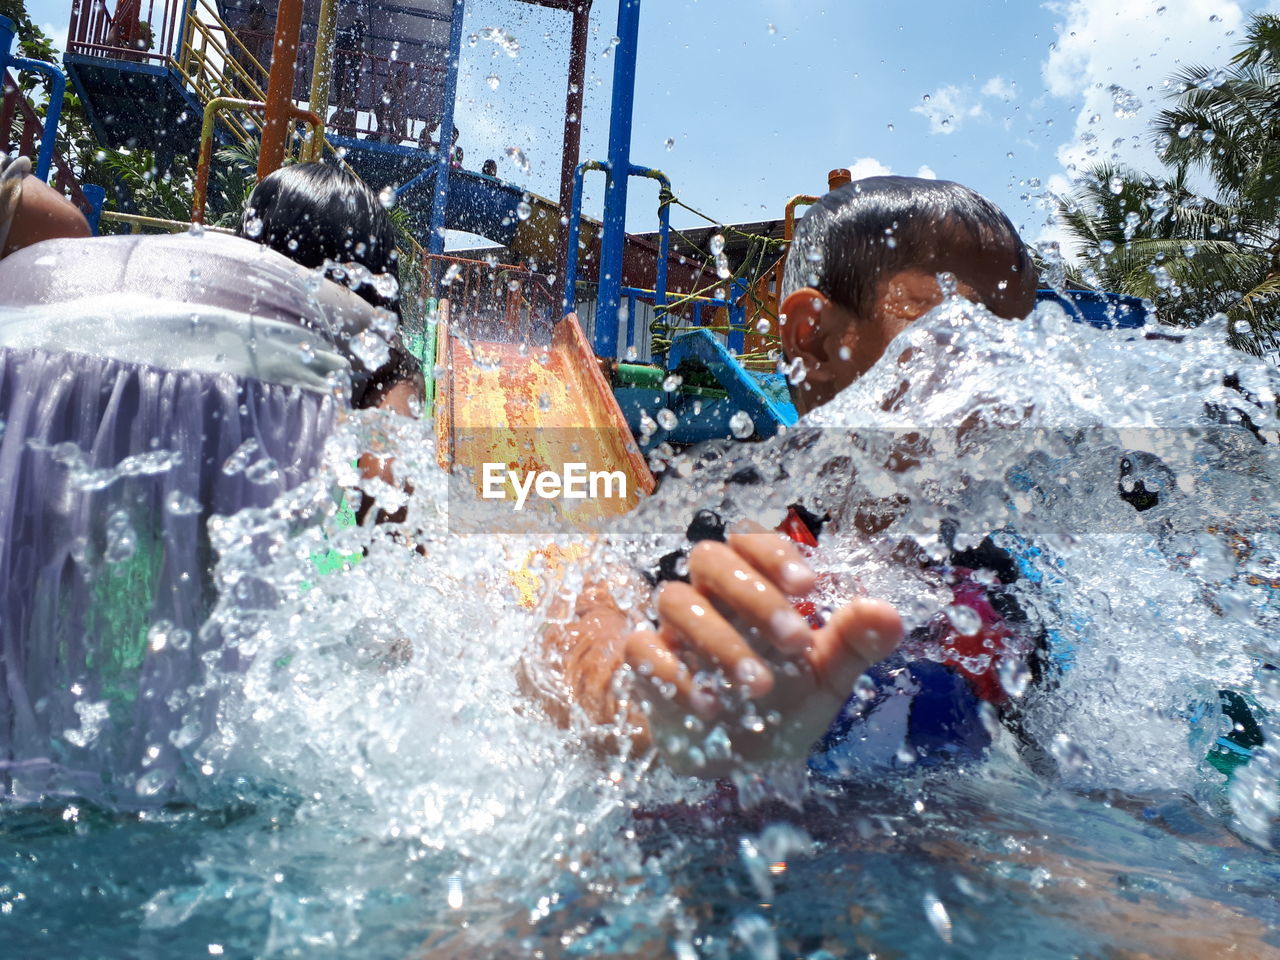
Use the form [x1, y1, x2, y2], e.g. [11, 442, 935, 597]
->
[847, 156, 893, 179]
[1042, 0, 1246, 184]
[40, 22, 69, 55]
[916, 164, 938, 180]
[912, 84, 986, 135]
[981, 76, 1016, 101]
[912, 75, 1019, 135]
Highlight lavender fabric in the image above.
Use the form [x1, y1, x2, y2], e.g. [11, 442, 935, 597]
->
[0, 346, 337, 803]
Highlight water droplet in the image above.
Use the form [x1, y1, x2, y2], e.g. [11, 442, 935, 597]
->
[485, 72, 500, 90]
[516, 199, 532, 220]
[999, 657, 1031, 698]
[378, 186, 396, 209]
[1108, 84, 1141, 119]
[504, 146, 530, 174]
[729, 411, 755, 439]
[662, 374, 682, 392]
[1178, 121, 1196, 139]
[243, 216, 263, 238]
[946, 603, 982, 636]
[664, 137, 675, 150]
[657, 408, 679, 430]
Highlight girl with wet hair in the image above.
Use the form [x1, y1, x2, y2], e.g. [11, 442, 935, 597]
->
[241, 161, 400, 313]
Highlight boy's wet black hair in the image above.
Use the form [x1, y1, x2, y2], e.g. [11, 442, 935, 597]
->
[782, 176, 1035, 319]
[241, 161, 400, 315]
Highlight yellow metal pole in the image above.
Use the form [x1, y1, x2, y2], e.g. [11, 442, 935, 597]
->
[307, 0, 337, 130]
[195, 97, 322, 222]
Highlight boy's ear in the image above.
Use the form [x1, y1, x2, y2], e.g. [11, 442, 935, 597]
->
[779, 287, 831, 364]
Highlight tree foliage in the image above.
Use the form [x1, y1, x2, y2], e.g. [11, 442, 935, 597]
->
[1057, 13, 1280, 355]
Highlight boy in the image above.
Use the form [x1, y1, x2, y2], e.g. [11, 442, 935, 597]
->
[539, 176, 1040, 776]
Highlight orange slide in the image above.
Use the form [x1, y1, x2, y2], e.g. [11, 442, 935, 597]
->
[434, 303, 655, 532]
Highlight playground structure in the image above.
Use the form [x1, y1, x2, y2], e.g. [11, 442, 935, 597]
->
[2, 0, 806, 516]
[1, 0, 1152, 522]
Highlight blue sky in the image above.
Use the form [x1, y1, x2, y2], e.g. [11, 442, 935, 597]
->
[25, 0, 1280, 249]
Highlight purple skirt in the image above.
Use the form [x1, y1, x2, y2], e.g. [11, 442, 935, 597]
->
[0, 346, 337, 803]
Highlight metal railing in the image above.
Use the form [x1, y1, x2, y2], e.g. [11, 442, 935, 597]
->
[66, 0, 184, 67]
[1, 72, 95, 217]
[426, 251, 557, 343]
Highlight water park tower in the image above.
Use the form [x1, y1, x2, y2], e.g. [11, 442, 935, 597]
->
[58, 0, 701, 304]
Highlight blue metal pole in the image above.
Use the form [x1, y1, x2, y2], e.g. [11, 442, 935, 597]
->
[729, 278, 747, 354]
[82, 183, 106, 235]
[427, 0, 467, 257]
[0, 16, 13, 65]
[563, 159, 607, 317]
[0, 15, 68, 182]
[593, 0, 642, 357]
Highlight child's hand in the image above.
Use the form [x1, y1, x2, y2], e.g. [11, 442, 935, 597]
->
[624, 521, 902, 775]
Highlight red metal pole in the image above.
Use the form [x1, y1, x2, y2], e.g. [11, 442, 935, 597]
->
[258, 0, 305, 179]
[554, 0, 591, 304]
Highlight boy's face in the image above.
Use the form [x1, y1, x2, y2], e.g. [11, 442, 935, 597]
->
[779, 253, 1036, 416]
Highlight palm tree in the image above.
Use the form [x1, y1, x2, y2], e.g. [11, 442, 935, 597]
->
[1055, 14, 1280, 355]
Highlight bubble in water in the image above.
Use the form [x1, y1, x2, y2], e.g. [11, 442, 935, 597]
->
[243, 216, 263, 238]
[854, 673, 878, 702]
[662, 374, 682, 392]
[378, 186, 396, 209]
[245, 457, 281, 485]
[999, 657, 1031, 698]
[221, 438, 260, 476]
[729, 411, 755, 439]
[755, 316, 771, 334]
[516, 199, 532, 221]
[709, 234, 725, 256]
[104, 510, 137, 564]
[63, 699, 110, 748]
[733, 912, 778, 960]
[923, 894, 953, 944]
[446, 876, 464, 910]
[657, 409, 679, 431]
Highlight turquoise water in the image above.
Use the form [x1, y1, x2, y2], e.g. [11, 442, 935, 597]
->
[4, 299, 1280, 957]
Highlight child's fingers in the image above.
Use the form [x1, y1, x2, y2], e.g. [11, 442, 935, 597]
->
[805, 598, 903, 695]
[624, 628, 715, 718]
[726, 521, 818, 596]
[655, 581, 774, 697]
[686, 541, 814, 656]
